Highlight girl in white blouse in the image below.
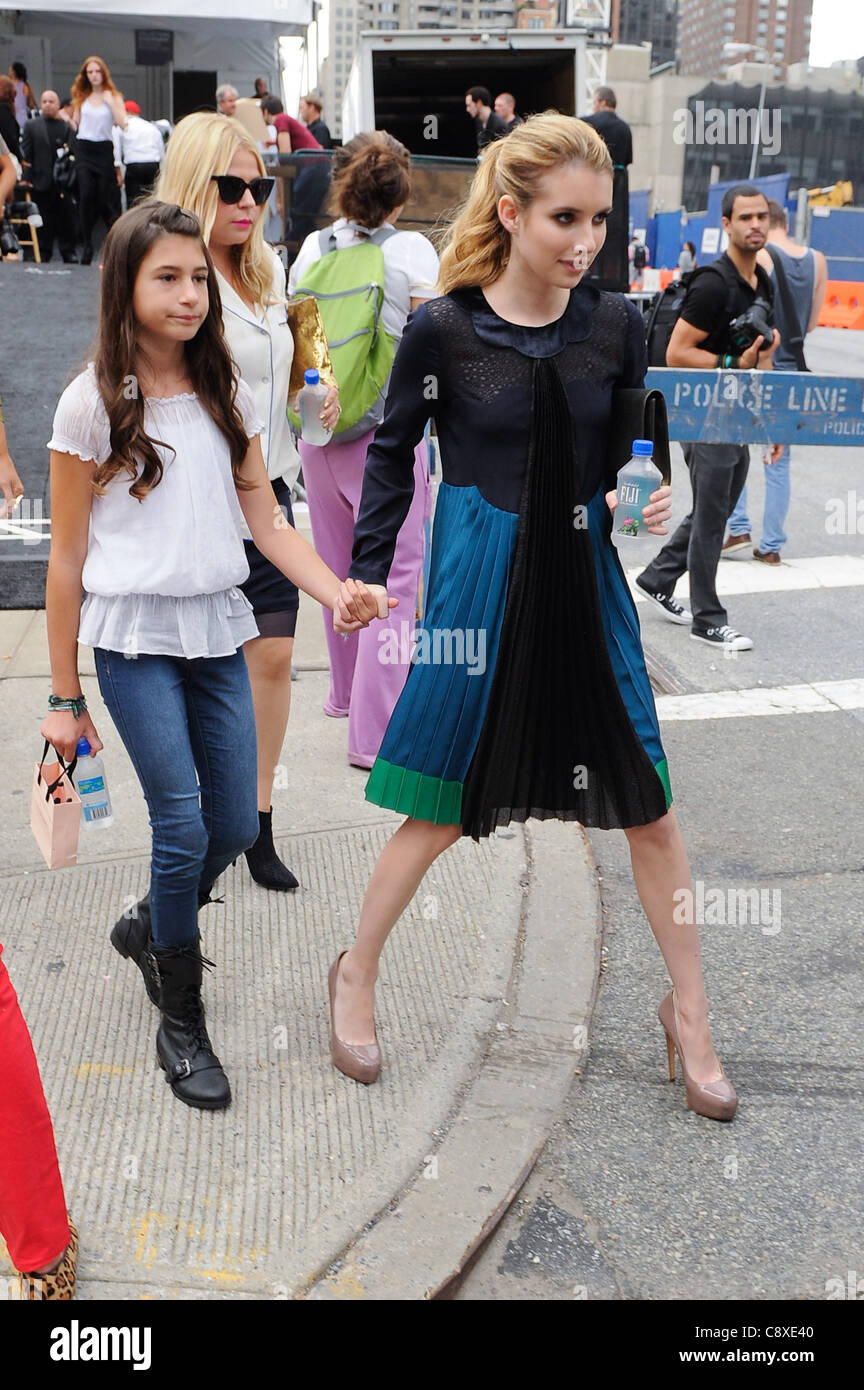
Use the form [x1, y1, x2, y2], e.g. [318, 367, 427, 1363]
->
[155, 113, 340, 892]
[41, 200, 386, 1111]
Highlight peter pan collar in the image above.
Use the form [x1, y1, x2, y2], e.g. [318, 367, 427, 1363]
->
[447, 282, 600, 358]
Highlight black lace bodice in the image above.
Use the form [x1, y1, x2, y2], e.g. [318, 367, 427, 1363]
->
[349, 283, 647, 587]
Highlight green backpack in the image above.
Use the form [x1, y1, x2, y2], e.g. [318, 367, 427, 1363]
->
[288, 224, 398, 441]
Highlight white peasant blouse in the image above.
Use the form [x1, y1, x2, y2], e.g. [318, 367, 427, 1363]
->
[47, 365, 267, 659]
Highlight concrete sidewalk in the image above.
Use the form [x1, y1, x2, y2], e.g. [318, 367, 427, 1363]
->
[0, 507, 602, 1300]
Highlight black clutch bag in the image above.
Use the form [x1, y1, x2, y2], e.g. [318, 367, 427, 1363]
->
[605, 388, 671, 490]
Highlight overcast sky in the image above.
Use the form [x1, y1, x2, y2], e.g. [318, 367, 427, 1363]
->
[809, 0, 864, 67]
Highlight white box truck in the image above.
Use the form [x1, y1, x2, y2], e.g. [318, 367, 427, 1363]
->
[342, 28, 590, 158]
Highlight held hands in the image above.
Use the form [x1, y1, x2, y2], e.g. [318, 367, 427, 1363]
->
[332, 579, 398, 635]
[40, 709, 103, 766]
[606, 484, 673, 536]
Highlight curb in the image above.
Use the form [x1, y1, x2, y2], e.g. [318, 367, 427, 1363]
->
[300, 819, 603, 1301]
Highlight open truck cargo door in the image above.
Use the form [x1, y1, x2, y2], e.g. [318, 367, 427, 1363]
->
[342, 28, 589, 158]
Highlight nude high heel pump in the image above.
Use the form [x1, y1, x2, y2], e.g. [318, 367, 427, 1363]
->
[328, 951, 382, 1085]
[658, 989, 738, 1121]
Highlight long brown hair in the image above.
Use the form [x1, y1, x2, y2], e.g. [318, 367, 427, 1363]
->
[437, 112, 612, 293]
[70, 54, 121, 109]
[92, 201, 254, 501]
[0, 75, 15, 112]
[329, 130, 412, 229]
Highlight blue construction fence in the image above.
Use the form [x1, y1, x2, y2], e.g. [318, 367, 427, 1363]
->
[631, 175, 864, 281]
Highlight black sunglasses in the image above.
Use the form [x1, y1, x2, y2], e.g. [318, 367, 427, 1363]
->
[210, 174, 275, 206]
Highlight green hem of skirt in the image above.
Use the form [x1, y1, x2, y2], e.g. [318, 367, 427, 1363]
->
[364, 755, 672, 823]
[365, 758, 464, 825]
[655, 757, 672, 809]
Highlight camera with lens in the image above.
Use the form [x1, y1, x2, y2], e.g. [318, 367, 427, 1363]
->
[726, 296, 774, 355]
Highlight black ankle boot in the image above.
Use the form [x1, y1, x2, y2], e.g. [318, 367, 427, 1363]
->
[152, 940, 231, 1110]
[111, 889, 222, 1005]
[110, 894, 160, 1006]
[244, 808, 299, 891]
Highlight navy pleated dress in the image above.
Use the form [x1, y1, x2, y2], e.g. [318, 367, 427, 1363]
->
[347, 282, 672, 842]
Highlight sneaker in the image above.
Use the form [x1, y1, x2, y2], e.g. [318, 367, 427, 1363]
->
[635, 578, 693, 625]
[721, 532, 751, 556]
[690, 625, 753, 651]
[753, 548, 781, 565]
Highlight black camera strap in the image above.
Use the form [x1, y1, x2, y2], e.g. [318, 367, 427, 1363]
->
[766, 244, 810, 372]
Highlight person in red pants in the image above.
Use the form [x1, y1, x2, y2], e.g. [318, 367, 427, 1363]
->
[0, 943, 77, 1299]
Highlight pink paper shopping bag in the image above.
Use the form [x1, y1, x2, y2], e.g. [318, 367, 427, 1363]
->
[30, 739, 81, 869]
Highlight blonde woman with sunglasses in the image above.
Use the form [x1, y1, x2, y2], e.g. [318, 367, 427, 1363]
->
[152, 113, 339, 895]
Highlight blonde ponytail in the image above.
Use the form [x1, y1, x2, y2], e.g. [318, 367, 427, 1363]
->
[437, 112, 612, 295]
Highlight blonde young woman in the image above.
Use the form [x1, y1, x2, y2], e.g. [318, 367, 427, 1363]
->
[69, 55, 127, 264]
[330, 113, 739, 1123]
[154, 113, 339, 891]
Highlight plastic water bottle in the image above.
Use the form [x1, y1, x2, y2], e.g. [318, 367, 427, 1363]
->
[75, 738, 114, 829]
[614, 439, 663, 548]
[298, 369, 333, 446]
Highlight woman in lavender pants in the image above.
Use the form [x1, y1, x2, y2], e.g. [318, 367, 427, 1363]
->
[290, 131, 439, 767]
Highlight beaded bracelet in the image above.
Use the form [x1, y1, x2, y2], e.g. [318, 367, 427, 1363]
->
[48, 694, 88, 718]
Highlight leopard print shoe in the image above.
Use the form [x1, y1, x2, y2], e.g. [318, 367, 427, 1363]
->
[17, 1220, 78, 1300]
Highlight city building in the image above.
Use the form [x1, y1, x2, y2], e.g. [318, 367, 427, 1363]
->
[677, 0, 812, 82]
[616, 0, 679, 71]
[681, 66, 864, 208]
[603, 42, 705, 210]
[515, 0, 560, 30]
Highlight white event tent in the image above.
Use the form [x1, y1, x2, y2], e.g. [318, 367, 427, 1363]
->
[0, 0, 312, 122]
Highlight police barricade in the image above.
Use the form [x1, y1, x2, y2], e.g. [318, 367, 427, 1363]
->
[645, 368, 864, 448]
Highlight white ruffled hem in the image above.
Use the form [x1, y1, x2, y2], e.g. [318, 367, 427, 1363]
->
[79, 587, 260, 660]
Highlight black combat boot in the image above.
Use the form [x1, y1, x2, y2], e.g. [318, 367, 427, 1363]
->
[151, 940, 231, 1111]
[110, 893, 160, 1005]
[111, 889, 222, 1006]
[244, 808, 299, 890]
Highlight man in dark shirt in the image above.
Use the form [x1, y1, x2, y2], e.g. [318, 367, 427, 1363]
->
[494, 92, 523, 134]
[465, 87, 508, 153]
[636, 185, 781, 652]
[261, 95, 327, 253]
[20, 89, 78, 262]
[581, 86, 632, 292]
[300, 94, 332, 150]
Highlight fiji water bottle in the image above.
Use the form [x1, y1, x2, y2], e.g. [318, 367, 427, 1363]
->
[298, 369, 333, 446]
[614, 439, 663, 542]
[75, 738, 114, 829]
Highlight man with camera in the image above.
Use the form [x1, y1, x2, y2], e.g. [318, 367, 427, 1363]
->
[636, 184, 781, 652]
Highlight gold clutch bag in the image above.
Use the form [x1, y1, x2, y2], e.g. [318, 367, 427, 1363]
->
[285, 295, 336, 396]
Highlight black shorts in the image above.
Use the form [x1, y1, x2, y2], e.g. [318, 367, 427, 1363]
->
[239, 476, 300, 639]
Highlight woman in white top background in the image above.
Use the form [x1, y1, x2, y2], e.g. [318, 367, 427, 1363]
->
[69, 55, 127, 264]
[288, 131, 439, 769]
[41, 200, 383, 1110]
[155, 112, 340, 891]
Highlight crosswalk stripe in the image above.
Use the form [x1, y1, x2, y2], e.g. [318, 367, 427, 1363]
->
[627, 555, 864, 600]
[655, 678, 864, 721]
